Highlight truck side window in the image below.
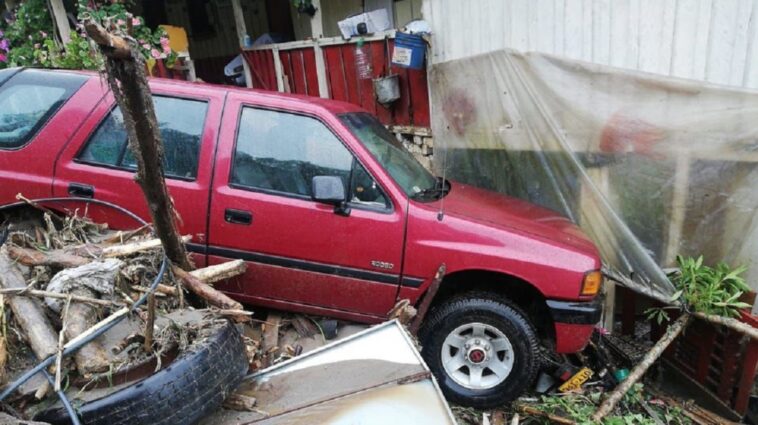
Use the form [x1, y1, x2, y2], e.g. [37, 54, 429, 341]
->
[77, 96, 208, 179]
[0, 70, 85, 149]
[231, 107, 352, 197]
[231, 107, 389, 209]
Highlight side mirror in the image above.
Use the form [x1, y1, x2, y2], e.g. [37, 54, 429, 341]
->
[312, 176, 351, 216]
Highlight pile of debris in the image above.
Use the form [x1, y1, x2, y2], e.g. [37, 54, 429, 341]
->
[0, 206, 253, 424]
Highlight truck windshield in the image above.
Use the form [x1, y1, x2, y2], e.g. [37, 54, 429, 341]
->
[340, 113, 438, 197]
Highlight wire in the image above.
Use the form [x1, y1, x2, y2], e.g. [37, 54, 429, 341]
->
[0, 197, 166, 424]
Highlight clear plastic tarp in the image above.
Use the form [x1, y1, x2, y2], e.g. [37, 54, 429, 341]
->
[429, 49, 758, 300]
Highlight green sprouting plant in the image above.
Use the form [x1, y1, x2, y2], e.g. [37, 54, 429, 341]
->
[646, 255, 751, 324]
[532, 384, 691, 425]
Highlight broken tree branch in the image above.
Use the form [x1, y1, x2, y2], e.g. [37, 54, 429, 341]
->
[83, 19, 192, 271]
[6, 246, 90, 268]
[172, 266, 247, 321]
[54, 296, 72, 392]
[0, 288, 117, 307]
[592, 314, 691, 421]
[189, 260, 246, 284]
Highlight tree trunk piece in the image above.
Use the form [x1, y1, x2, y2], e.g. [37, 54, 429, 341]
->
[84, 19, 192, 271]
[591, 314, 691, 422]
[65, 288, 112, 376]
[0, 253, 59, 361]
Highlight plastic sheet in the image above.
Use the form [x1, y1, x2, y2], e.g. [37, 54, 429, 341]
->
[429, 50, 758, 299]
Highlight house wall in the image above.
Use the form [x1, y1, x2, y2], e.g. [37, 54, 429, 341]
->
[160, 0, 269, 60]
[422, 0, 758, 89]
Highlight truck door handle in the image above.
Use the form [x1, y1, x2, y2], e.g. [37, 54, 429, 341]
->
[224, 209, 252, 225]
[68, 183, 95, 198]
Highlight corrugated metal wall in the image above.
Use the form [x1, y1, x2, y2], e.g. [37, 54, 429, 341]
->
[422, 0, 758, 89]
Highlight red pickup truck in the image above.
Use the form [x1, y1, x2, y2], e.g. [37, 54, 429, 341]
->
[0, 68, 602, 407]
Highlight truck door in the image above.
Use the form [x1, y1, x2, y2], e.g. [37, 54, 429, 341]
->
[52, 84, 225, 248]
[207, 93, 405, 318]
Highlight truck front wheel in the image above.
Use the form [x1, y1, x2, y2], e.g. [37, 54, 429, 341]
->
[419, 294, 540, 408]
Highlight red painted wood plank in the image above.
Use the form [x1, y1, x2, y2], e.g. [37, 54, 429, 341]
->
[340, 45, 362, 106]
[716, 331, 741, 400]
[694, 325, 717, 383]
[735, 340, 758, 413]
[289, 50, 307, 95]
[302, 48, 321, 97]
[324, 46, 348, 102]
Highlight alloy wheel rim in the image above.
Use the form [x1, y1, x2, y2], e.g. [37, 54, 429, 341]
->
[441, 322, 514, 390]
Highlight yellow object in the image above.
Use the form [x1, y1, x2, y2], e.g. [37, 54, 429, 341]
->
[580, 270, 603, 296]
[160, 25, 189, 54]
[558, 367, 594, 392]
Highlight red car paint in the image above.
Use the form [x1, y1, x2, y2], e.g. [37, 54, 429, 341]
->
[0, 69, 602, 354]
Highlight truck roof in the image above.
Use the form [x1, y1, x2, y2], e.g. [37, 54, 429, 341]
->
[32, 67, 367, 115]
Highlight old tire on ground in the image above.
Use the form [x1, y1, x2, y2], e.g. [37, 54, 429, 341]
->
[419, 293, 539, 408]
[36, 320, 248, 425]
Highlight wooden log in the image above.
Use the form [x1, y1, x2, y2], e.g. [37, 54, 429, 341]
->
[7, 246, 90, 268]
[262, 313, 281, 367]
[223, 393, 257, 412]
[0, 253, 59, 361]
[84, 19, 192, 271]
[65, 288, 112, 376]
[189, 260, 246, 284]
[592, 314, 691, 422]
[172, 266, 248, 321]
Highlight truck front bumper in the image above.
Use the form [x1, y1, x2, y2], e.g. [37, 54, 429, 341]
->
[546, 298, 603, 353]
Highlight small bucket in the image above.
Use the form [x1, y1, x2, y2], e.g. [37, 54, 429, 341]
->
[392, 32, 426, 69]
[373, 74, 400, 105]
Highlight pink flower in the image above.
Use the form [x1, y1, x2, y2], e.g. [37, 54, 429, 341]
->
[40, 31, 47, 38]
[132, 17, 141, 26]
[150, 48, 161, 59]
[142, 43, 151, 50]
[0, 53, 6, 63]
[116, 19, 126, 27]
[0, 39, 9, 50]
[162, 44, 171, 54]
[159, 36, 169, 47]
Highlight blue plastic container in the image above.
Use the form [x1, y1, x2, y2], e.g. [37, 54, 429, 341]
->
[392, 32, 426, 70]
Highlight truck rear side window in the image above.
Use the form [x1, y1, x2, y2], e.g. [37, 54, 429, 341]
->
[0, 69, 85, 149]
[77, 96, 208, 180]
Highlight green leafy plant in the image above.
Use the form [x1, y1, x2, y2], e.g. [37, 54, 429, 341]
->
[646, 255, 751, 324]
[532, 384, 691, 425]
[0, 0, 54, 68]
[77, 0, 177, 67]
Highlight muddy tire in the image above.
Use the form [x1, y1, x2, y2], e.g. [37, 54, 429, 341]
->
[419, 293, 539, 408]
[36, 320, 248, 425]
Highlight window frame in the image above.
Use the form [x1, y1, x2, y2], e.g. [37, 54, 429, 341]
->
[228, 105, 393, 214]
[74, 94, 211, 182]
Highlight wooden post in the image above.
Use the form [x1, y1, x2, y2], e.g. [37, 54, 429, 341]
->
[309, 0, 329, 98]
[84, 20, 192, 271]
[230, 0, 248, 47]
[48, 0, 71, 45]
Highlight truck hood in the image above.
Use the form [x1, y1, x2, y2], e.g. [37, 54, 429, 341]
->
[438, 181, 598, 254]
